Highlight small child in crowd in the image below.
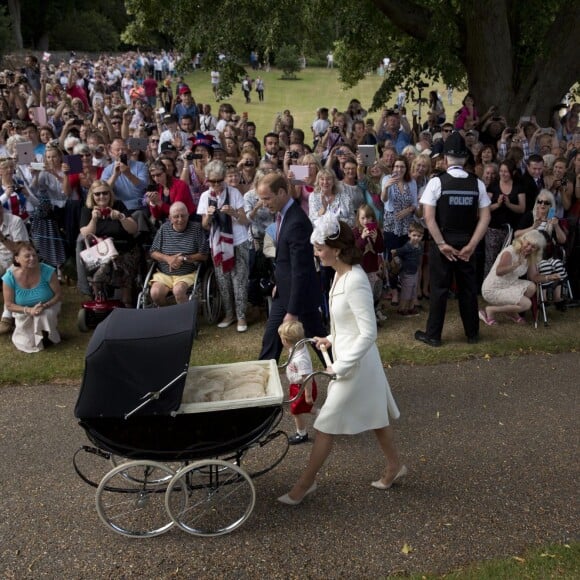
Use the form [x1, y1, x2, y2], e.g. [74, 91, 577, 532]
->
[278, 320, 317, 445]
[353, 204, 386, 321]
[225, 163, 241, 188]
[392, 221, 424, 316]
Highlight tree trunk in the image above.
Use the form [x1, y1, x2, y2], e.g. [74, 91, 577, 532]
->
[37, 32, 49, 51]
[7, 0, 23, 49]
[372, 0, 580, 127]
[461, 1, 580, 126]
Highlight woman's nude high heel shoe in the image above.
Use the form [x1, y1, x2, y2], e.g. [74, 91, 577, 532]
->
[371, 465, 408, 489]
[277, 482, 318, 505]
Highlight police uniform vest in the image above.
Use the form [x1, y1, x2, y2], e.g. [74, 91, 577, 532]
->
[436, 171, 479, 245]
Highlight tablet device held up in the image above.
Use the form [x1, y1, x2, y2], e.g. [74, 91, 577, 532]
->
[127, 137, 149, 152]
[289, 164, 309, 185]
[64, 154, 83, 175]
[16, 141, 35, 165]
[358, 145, 376, 166]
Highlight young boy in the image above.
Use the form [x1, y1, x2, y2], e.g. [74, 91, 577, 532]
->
[392, 222, 424, 316]
[225, 163, 241, 189]
[278, 320, 317, 445]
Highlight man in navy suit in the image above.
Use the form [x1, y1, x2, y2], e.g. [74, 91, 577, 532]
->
[519, 154, 545, 212]
[257, 173, 326, 361]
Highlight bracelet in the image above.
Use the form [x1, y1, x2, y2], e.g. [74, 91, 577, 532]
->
[437, 241, 446, 246]
[24, 307, 28, 314]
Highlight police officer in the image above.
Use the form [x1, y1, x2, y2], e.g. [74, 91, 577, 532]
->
[415, 132, 491, 346]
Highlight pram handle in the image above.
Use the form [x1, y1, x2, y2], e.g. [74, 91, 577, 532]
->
[279, 337, 330, 370]
[284, 369, 336, 405]
[279, 338, 336, 405]
[124, 370, 188, 419]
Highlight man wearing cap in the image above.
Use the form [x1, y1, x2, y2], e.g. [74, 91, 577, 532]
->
[159, 113, 189, 154]
[173, 88, 199, 127]
[376, 109, 412, 154]
[464, 129, 480, 153]
[415, 132, 490, 347]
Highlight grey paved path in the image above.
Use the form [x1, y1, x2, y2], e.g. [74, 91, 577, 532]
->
[0, 353, 577, 578]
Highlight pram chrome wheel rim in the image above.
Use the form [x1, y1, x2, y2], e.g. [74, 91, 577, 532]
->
[165, 459, 256, 537]
[96, 460, 184, 538]
[109, 455, 184, 485]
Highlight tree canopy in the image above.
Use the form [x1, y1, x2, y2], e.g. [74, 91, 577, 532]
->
[122, 0, 579, 123]
[3, 0, 128, 51]
[3, 0, 578, 124]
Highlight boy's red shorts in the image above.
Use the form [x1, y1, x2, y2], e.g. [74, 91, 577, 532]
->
[289, 379, 318, 415]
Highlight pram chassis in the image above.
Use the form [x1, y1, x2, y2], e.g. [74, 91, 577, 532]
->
[74, 304, 332, 537]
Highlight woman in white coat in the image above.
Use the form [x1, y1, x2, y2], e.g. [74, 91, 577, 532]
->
[278, 215, 406, 505]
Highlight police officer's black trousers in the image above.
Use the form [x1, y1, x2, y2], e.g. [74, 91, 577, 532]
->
[425, 243, 479, 341]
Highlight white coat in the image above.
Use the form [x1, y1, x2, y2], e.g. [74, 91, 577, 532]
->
[314, 265, 400, 434]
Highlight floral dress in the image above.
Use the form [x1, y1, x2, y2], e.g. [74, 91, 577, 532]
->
[383, 180, 417, 236]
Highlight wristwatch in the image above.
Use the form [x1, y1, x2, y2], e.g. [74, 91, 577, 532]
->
[182, 255, 187, 262]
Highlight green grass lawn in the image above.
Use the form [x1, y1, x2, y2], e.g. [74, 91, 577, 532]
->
[182, 67, 463, 143]
[0, 284, 577, 386]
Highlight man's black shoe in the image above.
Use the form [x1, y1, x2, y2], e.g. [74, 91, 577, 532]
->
[414, 330, 441, 347]
[467, 335, 479, 344]
[288, 433, 309, 445]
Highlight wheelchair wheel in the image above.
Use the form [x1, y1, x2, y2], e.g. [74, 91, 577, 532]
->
[135, 288, 155, 310]
[165, 459, 256, 537]
[202, 266, 222, 324]
[77, 308, 89, 332]
[96, 460, 184, 538]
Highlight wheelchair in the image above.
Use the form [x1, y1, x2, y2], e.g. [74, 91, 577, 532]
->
[136, 259, 222, 325]
[533, 247, 574, 328]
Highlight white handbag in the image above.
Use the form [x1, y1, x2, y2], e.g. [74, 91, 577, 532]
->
[80, 234, 119, 270]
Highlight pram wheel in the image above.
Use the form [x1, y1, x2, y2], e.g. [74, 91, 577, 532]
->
[96, 460, 184, 538]
[110, 455, 183, 485]
[165, 459, 256, 537]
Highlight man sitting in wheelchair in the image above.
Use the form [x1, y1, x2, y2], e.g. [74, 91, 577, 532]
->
[149, 202, 209, 306]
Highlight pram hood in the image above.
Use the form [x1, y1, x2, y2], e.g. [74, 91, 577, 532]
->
[75, 301, 197, 419]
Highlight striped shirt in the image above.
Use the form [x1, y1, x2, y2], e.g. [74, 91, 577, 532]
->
[150, 220, 209, 275]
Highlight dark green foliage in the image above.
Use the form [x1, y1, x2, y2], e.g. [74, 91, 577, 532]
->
[276, 45, 301, 79]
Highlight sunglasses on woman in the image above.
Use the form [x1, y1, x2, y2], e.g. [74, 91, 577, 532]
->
[537, 200, 551, 206]
[93, 190, 110, 197]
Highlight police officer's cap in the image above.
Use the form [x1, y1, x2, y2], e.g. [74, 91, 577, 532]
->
[443, 132, 469, 157]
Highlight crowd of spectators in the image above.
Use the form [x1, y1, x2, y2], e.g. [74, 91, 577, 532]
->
[0, 50, 578, 348]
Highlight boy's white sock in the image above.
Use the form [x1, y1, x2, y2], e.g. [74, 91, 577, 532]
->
[297, 428, 307, 436]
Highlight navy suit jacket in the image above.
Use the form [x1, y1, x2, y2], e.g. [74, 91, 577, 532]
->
[274, 200, 321, 315]
[519, 172, 543, 212]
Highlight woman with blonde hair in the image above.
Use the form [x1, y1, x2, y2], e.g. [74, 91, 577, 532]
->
[308, 168, 355, 228]
[291, 153, 322, 214]
[479, 229, 545, 325]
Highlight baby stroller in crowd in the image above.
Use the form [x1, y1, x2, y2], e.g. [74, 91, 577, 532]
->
[73, 302, 333, 538]
[76, 234, 129, 332]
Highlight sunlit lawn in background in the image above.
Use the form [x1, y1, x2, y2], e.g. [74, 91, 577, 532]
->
[182, 67, 464, 141]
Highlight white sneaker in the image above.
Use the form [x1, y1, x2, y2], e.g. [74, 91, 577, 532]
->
[375, 310, 387, 321]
